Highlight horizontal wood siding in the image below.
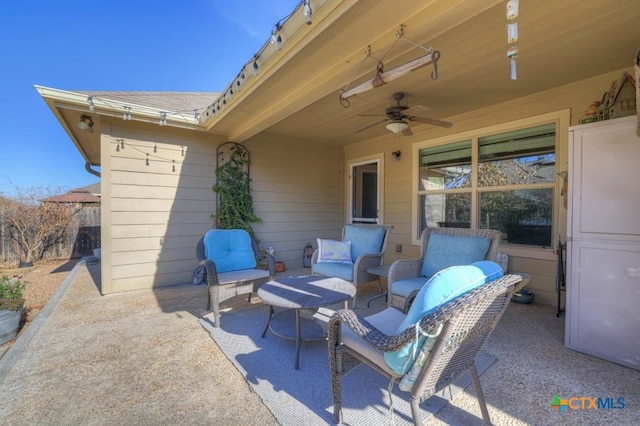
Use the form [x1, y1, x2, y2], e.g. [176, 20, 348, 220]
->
[344, 69, 628, 305]
[101, 121, 220, 293]
[246, 134, 344, 269]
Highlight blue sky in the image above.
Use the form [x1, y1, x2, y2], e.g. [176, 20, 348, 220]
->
[0, 0, 297, 196]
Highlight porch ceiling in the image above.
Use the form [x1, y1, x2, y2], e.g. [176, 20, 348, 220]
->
[213, 0, 640, 146]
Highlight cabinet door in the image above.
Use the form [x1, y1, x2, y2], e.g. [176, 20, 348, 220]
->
[568, 116, 640, 241]
[565, 239, 640, 370]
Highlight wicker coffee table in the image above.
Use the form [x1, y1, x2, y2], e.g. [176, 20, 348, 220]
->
[257, 275, 356, 369]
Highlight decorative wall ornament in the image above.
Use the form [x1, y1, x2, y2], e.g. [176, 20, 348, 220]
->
[506, 0, 519, 80]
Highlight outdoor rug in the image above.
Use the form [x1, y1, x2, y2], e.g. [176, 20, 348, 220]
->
[199, 307, 496, 426]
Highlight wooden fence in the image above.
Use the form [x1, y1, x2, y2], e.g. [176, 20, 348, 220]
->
[0, 206, 101, 266]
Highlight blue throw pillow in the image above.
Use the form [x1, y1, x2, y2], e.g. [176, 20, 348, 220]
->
[420, 233, 491, 278]
[204, 229, 257, 273]
[384, 261, 504, 375]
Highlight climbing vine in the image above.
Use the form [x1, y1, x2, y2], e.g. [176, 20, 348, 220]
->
[212, 143, 261, 239]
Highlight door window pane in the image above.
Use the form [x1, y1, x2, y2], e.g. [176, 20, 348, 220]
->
[479, 189, 553, 246]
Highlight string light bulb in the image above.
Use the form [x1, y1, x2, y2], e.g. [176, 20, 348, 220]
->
[123, 106, 132, 120]
[146, 153, 150, 166]
[252, 57, 260, 76]
[159, 112, 167, 126]
[270, 24, 281, 45]
[87, 95, 95, 112]
[303, 0, 312, 25]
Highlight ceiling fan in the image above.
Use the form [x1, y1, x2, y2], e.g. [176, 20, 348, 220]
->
[355, 92, 452, 136]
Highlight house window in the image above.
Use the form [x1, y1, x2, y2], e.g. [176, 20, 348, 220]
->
[418, 122, 556, 246]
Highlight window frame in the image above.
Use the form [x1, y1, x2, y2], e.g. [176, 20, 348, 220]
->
[412, 110, 570, 255]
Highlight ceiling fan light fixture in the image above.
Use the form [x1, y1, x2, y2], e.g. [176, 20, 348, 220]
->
[386, 120, 409, 134]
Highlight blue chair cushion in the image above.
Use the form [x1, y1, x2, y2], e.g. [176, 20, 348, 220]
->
[344, 225, 386, 260]
[384, 261, 504, 375]
[203, 229, 257, 273]
[390, 278, 430, 298]
[420, 233, 491, 278]
[312, 262, 354, 282]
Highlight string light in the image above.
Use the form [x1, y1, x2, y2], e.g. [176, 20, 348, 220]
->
[110, 136, 184, 173]
[201, 0, 326, 122]
[303, 0, 312, 25]
[252, 56, 260, 76]
[77, 90, 210, 126]
[270, 23, 282, 48]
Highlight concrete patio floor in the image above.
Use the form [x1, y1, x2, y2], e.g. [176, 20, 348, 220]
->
[0, 262, 638, 425]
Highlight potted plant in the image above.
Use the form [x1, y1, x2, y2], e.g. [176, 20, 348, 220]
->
[0, 275, 26, 345]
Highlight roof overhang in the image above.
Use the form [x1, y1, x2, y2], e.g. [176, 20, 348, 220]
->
[200, 0, 640, 145]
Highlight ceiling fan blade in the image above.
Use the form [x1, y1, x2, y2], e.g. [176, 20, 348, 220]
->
[403, 104, 431, 115]
[354, 118, 388, 133]
[409, 116, 453, 128]
[401, 126, 414, 136]
[355, 114, 386, 117]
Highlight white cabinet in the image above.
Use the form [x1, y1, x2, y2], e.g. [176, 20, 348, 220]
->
[566, 116, 640, 371]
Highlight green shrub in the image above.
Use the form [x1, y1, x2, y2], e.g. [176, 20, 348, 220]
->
[0, 275, 25, 310]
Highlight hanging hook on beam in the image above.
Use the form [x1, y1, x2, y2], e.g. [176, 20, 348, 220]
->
[431, 50, 440, 80]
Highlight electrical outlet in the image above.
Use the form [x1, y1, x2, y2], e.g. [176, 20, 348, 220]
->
[395, 244, 402, 253]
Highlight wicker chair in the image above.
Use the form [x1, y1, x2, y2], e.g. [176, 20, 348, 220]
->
[311, 224, 393, 308]
[328, 273, 521, 426]
[196, 230, 275, 327]
[388, 227, 502, 312]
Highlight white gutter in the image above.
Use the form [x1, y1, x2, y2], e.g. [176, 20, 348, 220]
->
[35, 85, 204, 131]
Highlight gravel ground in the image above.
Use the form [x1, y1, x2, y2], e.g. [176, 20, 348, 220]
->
[0, 259, 78, 356]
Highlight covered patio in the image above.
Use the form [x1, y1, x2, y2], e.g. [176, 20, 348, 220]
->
[0, 262, 637, 424]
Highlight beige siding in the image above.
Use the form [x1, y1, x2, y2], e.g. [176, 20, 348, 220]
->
[246, 134, 344, 269]
[98, 69, 630, 301]
[100, 120, 220, 294]
[344, 68, 630, 305]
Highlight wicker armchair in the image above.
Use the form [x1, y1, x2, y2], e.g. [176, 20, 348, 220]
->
[388, 227, 502, 312]
[328, 273, 521, 426]
[196, 230, 275, 327]
[311, 224, 393, 308]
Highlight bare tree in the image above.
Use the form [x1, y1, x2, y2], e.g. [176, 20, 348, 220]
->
[0, 186, 78, 265]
